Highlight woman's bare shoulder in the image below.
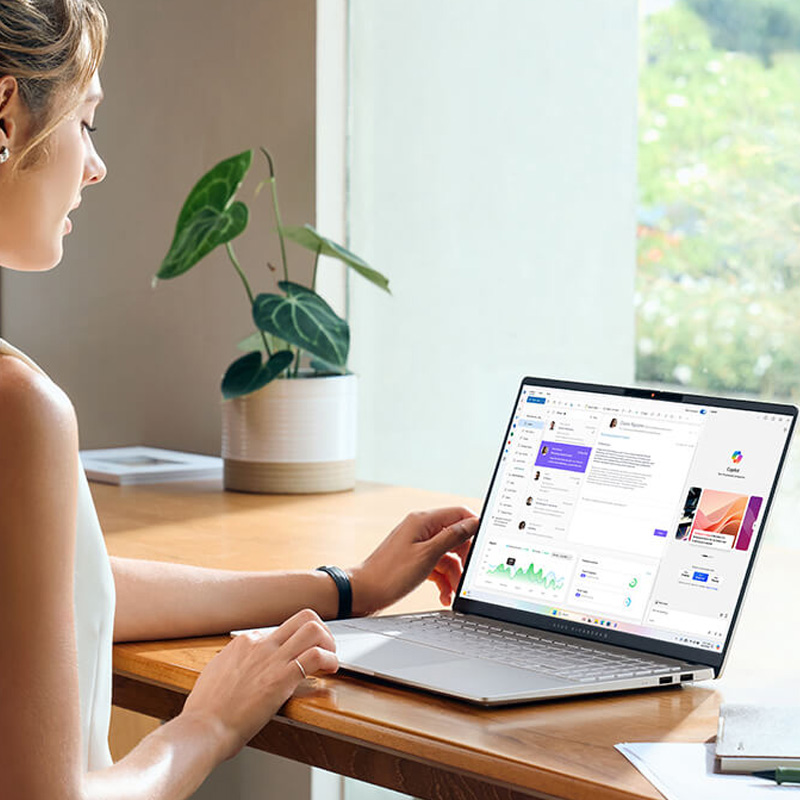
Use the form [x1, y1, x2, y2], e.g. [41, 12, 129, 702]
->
[0, 354, 76, 445]
[0, 354, 78, 506]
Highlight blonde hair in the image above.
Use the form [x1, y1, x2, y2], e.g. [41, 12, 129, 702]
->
[0, 0, 107, 170]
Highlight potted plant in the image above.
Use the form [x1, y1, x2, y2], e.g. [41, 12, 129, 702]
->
[155, 148, 389, 493]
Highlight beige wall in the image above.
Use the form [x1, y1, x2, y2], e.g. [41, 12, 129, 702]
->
[1, 0, 317, 454]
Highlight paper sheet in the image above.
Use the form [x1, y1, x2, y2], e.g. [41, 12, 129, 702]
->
[616, 742, 800, 799]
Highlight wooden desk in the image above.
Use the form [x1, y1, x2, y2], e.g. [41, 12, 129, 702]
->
[96, 480, 798, 800]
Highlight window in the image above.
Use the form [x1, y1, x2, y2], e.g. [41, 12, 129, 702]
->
[636, 0, 800, 546]
[345, 0, 798, 549]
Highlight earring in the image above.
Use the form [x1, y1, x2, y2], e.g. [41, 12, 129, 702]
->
[0, 146, 9, 164]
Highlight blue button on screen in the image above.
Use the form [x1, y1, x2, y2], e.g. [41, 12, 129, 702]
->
[692, 571, 709, 582]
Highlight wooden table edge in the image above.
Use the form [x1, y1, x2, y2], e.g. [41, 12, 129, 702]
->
[112, 666, 658, 800]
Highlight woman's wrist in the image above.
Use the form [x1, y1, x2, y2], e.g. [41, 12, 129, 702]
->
[346, 564, 380, 617]
[176, 706, 239, 766]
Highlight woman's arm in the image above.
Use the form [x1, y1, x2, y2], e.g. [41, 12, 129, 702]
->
[111, 558, 340, 641]
[0, 359, 335, 800]
[86, 609, 337, 800]
[112, 508, 479, 642]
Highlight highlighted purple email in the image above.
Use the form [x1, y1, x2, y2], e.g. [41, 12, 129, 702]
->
[535, 441, 592, 473]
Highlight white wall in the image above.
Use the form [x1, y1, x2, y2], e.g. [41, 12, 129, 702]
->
[348, 0, 639, 499]
[1, 0, 317, 455]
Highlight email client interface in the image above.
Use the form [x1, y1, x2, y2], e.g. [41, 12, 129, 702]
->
[459, 384, 794, 655]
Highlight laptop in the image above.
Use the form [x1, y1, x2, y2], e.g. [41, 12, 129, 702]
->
[242, 378, 798, 705]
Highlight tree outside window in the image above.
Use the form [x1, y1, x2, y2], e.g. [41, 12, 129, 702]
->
[637, 0, 800, 398]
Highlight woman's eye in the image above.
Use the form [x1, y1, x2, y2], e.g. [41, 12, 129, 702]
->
[82, 122, 98, 134]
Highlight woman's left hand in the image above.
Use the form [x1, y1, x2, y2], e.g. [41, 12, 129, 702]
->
[348, 507, 479, 616]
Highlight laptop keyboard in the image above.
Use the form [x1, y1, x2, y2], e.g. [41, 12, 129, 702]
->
[355, 613, 684, 683]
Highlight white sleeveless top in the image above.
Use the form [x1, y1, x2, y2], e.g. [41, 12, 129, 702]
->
[0, 339, 115, 770]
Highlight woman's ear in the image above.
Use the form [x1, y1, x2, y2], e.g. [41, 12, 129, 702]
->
[0, 76, 22, 144]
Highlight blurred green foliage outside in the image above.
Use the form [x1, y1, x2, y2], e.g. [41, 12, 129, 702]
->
[636, 0, 800, 398]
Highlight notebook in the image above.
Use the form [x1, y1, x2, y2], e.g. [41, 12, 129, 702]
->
[716, 703, 800, 771]
[241, 377, 797, 705]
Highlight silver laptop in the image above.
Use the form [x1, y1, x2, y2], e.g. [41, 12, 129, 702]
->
[238, 378, 796, 705]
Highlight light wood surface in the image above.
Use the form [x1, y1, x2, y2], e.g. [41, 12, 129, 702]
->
[96, 480, 799, 800]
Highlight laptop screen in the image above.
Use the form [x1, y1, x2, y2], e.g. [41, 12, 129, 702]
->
[457, 378, 796, 665]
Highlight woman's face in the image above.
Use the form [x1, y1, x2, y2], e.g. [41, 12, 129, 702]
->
[0, 72, 106, 271]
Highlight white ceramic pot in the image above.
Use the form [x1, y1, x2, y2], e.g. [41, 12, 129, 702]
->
[221, 373, 357, 494]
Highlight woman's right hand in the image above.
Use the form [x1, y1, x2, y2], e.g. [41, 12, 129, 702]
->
[181, 608, 338, 761]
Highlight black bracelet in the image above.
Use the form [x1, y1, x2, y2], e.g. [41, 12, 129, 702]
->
[316, 565, 353, 619]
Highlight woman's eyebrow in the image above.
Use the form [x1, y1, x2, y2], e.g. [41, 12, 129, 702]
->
[84, 91, 104, 105]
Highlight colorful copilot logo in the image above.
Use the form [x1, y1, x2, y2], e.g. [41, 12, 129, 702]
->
[731, 450, 743, 464]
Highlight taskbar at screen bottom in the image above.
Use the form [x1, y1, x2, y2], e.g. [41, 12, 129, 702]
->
[458, 587, 725, 654]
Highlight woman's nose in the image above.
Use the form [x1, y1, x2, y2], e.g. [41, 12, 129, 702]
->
[84, 145, 107, 186]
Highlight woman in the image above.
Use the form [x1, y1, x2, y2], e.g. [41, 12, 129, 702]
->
[0, 2, 478, 797]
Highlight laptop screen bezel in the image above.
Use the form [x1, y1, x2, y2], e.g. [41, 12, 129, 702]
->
[452, 376, 797, 673]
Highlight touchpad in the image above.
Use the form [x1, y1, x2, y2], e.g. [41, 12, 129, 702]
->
[335, 633, 462, 672]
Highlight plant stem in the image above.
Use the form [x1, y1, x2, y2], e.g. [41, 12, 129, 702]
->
[293, 347, 302, 377]
[311, 244, 322, 292]
[226, 242, 272, 357]
[260, 147, 289, 284]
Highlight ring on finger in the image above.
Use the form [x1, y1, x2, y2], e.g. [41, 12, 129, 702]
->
[294, 658, 307, 680]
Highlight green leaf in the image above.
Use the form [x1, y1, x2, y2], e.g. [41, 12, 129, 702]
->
[310, 357, 347, 375]
[157, 151, 253, 280]
[236, 332, 265, 353]
[221, 349, 293, 399]
[282, 224, 391, 293]
[236, 331, 289, 354]
[252, 282, 350, 367]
